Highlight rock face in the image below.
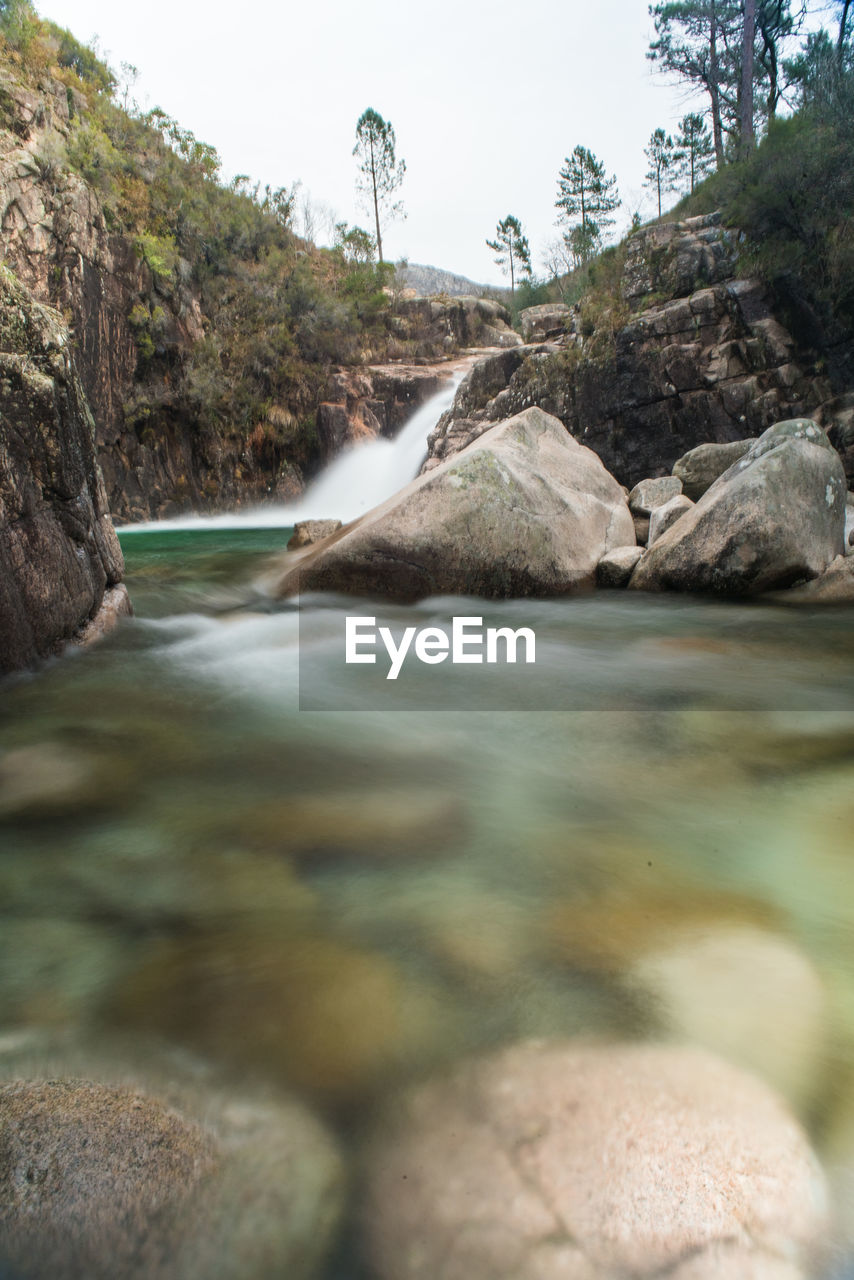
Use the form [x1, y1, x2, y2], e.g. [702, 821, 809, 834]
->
[317, 364, 451, 460]
[518, 303, 572, 343]
[363, 1039, 828, 1280]
[630, 419, 846, 595]
[422, 215, 841, 488]
[0, 1073, 344, 1280]
[273, 407, 635, 602]
[0, 268, 125, 674]
[672, 438, 756, 499]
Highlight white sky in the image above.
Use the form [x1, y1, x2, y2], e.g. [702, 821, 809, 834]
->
[33, 0, 820, 286]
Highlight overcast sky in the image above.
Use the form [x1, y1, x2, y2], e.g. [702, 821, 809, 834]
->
[33, 0, 804, 285]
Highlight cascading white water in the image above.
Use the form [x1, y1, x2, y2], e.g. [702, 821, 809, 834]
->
[119, 368, 466, 532]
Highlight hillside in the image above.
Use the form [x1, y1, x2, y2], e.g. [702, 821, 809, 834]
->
[399, 263, 495, 299]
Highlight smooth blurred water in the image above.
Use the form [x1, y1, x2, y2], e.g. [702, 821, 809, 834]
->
[2, 526, 854, 1276]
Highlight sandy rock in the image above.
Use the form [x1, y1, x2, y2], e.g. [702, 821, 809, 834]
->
[672, 438, 756, 499]
[0, 1072, 344, 1280]
[631, 419, 846, 595]
[597, 545, 644, 587]
[286, 519, 343, 549]
[648, 493, 695, 545]
[363, 1040, 828, 1280]
[628, 475, 683, 515]
[273, 407, 635, 602]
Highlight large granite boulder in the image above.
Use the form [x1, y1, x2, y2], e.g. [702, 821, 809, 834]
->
[630, 419, 846, 596]
[0, 268, 126, 674]
[363, 1039, 828, 1280]
[518, 303, 572, 343]
[273, 407, 635, 601]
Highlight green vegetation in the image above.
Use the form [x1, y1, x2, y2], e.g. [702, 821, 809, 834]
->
[485, 215, 531, 296]
[555, 146, 620, 267]
[353, 108, 406, 265]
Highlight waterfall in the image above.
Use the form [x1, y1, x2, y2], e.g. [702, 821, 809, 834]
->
[119, 370, 465, 532]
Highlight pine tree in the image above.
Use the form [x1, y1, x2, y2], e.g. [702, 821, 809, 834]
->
[555, 146, 620, 264]
[353, 108, 406, 265]
[674, 113, 715, 191]
[485, 215, 532, 294]
[644, 129, 679, 217]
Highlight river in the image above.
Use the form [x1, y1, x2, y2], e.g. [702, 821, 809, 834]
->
[1, 380, 854, 1277]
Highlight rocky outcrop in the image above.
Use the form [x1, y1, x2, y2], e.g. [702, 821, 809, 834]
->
[363, 1039, 827, 1280]
[0, 268, 126, 675]
[423, 214, 842, 489]
[630, 419, 846, 595]
[393, 295, 520, 355]
[317, 363, 450, 460]
[273, 407, 635, 602]
[517, 302, 571, 343]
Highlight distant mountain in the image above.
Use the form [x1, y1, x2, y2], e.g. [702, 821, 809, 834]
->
[400, 263, 499, 298]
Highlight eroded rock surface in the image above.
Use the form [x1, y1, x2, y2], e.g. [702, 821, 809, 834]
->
[0, 268, 125, 673]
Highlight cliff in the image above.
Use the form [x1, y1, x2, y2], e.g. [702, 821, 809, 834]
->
[425, 214, 852, 489]
[0, 266, 126, 674]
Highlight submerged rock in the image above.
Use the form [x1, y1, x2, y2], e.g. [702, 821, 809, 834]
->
[363, 1040, 828, 1280]
[273, 407, 634, 602]
[0, 1073, 344, 1280]
[631, 419, 846, 596]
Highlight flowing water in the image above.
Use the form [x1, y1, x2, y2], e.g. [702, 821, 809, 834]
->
[2, 384, 854, 1276]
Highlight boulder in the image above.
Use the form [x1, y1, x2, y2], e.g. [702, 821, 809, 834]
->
[287, 519, 342, 549]
[273, 408, 635, 602]
[846, 494, 854, 554]
[73, 583, 133, 647]
[363, 1040, 827, 1280]
[769, 554, 854, 604]
[648, 493, 695, 545]
[518, 303, 572, 343]
[0, 1075, 344, 1280]
[631, 420, 846, 596]
[597, 545, 644, 587]
[672, 438, 756, 500]
[628, 475, 683, 515]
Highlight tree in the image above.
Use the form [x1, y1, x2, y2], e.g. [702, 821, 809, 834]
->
[833, 0, 853, 60]
[644, 128, 679, 215]
[555, 145, 620, 264]
[674, 112, 716, 190]
[486, 215, 532, 294]
[741, 0, 757, 149]
[648, 2, 737, 165]
[353, 108, 405, 265]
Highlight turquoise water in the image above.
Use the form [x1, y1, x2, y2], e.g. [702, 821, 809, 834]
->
[1, 526, 854, 1275]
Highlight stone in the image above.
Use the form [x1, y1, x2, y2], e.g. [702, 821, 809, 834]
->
[73, 583, 133, 647]
[363, 1040, 827, 1280]
[114, 931, 451, 1105]
[633, 514, 650, 545]
[648, 493, 695, 545]
[770, 554, 854, 603]
[629, 924, 827, 1109]
[286, 519, 343, 549]
[673, 439, 756, 500]
[597, 545, 644, 587]
[631, 420, 846, 596]
[846, 494, 854, 554]
[273, 408, 635, 602]
[518, 303, 572, 343]
[628, 475, 683, 515]
[0, 270, 125, 674]
[0, 1072, 343, 1280]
